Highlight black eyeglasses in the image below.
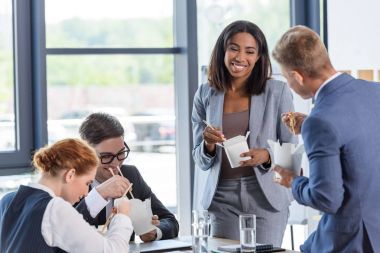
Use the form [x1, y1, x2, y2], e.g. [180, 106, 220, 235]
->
[98, 142, 130, 165]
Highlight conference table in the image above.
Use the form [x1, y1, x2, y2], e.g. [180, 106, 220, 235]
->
[129, 236, 300, 253]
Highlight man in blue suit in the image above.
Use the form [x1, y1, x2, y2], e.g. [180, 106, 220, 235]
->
[271, 25, 380, 252]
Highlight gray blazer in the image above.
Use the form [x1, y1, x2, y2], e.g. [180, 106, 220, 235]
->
[192, 79, 297, 211]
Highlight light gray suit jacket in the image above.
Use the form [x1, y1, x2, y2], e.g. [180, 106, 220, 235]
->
[192, 79, 297, 211]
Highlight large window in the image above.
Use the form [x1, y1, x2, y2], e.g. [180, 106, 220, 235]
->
[45, 0, 178, 212]
[0, 0, 196, 234]
[45, 0, 173, 48]
[0, 0, 15, 151]
[197, 0, 290, 79]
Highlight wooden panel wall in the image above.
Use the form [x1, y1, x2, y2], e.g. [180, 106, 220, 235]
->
[357, 70, 374, 81]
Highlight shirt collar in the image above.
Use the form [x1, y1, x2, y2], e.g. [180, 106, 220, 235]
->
[28, 182, 57, 197]
[314, 72, 342, 101]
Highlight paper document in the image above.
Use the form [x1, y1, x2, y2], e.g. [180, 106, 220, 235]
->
[129, 239, 192, 253]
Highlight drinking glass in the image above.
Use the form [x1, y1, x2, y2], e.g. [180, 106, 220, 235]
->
[239, 214, 256, 253]
[192, 210, 210, 253]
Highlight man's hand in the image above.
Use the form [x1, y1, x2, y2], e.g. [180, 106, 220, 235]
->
[239, 148, 270, 167]
[273, 165, 296, 188]
[281, 112, 307, 135]
[96, 175, 132, 199]
[140, 215, 160, 242]
[151, 215, 160, 226]
[140, 229, 157, 242]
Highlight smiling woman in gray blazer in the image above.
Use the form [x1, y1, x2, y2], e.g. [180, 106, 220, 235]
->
[192, 20, 297, 246]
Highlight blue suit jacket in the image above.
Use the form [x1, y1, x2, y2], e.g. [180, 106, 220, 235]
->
[293, 74, 380, 252]
[192, 79, 297, 212]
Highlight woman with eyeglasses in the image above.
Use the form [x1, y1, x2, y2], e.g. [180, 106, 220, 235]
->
[75, 112, 179, 243]
[0, 138, 133, 253]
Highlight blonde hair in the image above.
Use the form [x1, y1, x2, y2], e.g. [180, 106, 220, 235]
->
[272, 25, 332, 78]
[33, 138, 99, 176]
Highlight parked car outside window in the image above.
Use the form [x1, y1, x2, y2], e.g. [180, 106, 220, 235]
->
[131, 109, 175, 152]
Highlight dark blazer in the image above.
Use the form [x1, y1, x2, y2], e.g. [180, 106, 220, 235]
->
[294, 74, 380, 252]
[0, 186, 66, 253]
[76, 165, 179, 241]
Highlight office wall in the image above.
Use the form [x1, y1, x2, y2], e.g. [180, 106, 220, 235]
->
[328, 0, 380, 72]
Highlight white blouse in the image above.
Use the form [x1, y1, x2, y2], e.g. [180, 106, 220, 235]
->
[29, 183, 133, 253]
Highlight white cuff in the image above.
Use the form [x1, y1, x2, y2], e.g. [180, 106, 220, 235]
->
[155, 227, 163, 240]
[85, 188, 109, 218]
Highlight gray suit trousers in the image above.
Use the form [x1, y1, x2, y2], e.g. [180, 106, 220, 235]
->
[208, 175, 288, 247]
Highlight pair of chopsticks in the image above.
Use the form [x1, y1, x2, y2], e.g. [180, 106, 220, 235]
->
[101, 167, 134, 233]
[202, 120, 225, 147]
[203, 120, 250, 144]
[101, 182, 134, 233]
[108, 166, 135, 199]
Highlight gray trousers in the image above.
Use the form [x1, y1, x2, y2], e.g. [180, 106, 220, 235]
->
[208, 175, 288, 247]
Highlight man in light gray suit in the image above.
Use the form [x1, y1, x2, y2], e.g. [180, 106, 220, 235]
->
[273, 25, 380, 252]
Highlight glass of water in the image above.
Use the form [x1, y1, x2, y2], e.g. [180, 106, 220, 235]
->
[239, 214, 256, 253]
[192, 210, 210, 253]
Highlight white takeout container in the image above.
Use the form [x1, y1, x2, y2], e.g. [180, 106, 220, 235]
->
[223, 135, 250, 168]
[267, 140, 304, 176]
[114, 197, 156, 235]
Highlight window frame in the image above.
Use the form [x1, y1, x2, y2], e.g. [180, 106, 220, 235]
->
[0, 0, 34, 175]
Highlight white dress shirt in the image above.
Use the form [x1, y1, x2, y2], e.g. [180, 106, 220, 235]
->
[85, 180, 111, 218]
[29, 183, 133, 253]
[314, 72, 342, 101]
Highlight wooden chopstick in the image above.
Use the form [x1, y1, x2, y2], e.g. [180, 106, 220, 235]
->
[122, 183, 133, 199]
[101, 167, 135, 233]
[101, 184, 133, 234]
[128, 189, 134, 199]
[116, 166, 124, 177]
[108, 168, 115, 176]
[117, 166, 134, 199]
[101, 212, 116, 233]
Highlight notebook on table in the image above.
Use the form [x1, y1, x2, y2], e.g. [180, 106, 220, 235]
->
[217, 243, 286, 253]
[129, 239, 192, 253]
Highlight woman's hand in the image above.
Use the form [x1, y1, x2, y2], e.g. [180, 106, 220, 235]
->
[114, 198, 131, 216]
[202, 125, 225, 154]
[281, 112, 307, 135]
[239, 148, 270, 167]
